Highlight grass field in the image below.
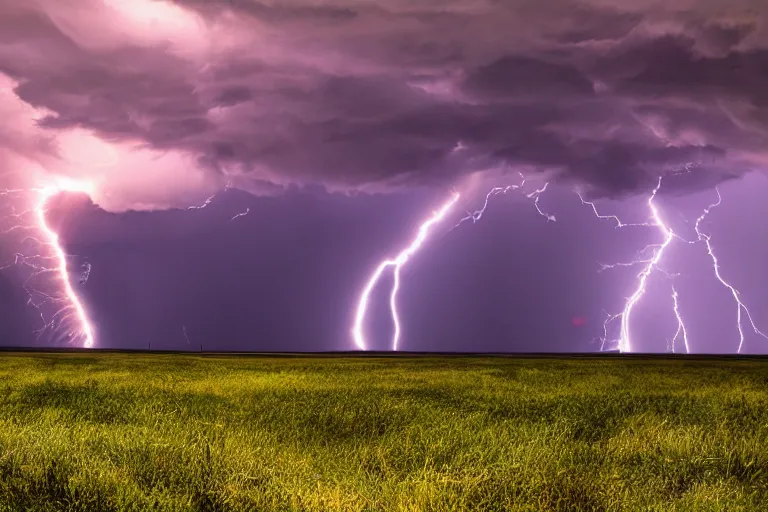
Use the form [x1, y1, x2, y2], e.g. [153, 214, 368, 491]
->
[0, 353, 767, 511]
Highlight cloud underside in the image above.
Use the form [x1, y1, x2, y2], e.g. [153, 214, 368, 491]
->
[2, 0, 768, 208]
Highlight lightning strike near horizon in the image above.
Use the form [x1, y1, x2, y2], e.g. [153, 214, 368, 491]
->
[582, 178, 768, 353]
[670, 285, 690, 353]
[579, 176, 686, 353]
[694, 188, 768, 353]
[0, 178, 96, 347]
[616, 178, 673, 352]
[352, 192, 460, 351]
[356, 175, 557, 352]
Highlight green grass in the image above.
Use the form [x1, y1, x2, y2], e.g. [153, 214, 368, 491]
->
[0, 353, 767, 511]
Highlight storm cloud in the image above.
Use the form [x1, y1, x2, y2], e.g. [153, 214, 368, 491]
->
[1, 0, 768, 209]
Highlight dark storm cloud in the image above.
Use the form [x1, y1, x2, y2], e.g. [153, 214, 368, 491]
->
[2, 0, 768, 204]
[462, 56, 596, 99]
[696, 21, 757, 51]
[602, 34, 768, 106]
[555, 12, 641, 44]
[214, 86, 253, 107]
[217, 0, 359, 23]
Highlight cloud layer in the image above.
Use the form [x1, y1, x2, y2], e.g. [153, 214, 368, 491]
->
[1, 0, 768, 209]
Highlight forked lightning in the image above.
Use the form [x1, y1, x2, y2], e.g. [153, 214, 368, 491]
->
[1, 179, 96, 347]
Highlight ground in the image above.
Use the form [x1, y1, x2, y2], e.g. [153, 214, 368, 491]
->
[0, 353, 766, 511]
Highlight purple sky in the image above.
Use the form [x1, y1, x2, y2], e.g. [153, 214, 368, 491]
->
[2, 0, 768, 352]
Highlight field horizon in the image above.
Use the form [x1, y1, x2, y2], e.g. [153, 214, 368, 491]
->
[4, 347, 768, 358]
[0, 352, 766, 511]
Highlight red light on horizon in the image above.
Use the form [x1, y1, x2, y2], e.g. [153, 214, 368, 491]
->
[571, 316, 587, 327]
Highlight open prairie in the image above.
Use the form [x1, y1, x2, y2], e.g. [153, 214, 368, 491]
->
[0, 353, 767, 511]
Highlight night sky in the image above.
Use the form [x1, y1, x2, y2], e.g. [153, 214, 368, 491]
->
[2, 0, 768, 353]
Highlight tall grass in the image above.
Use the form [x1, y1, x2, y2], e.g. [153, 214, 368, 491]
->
[0, 353, 766, 511]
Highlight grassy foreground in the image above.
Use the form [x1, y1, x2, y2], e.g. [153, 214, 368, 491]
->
[0, 354, 767, 511]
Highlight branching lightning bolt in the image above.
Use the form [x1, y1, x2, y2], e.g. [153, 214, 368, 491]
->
[453, 173, 525, 227]
[352, 192, 460, 351]
[577, 176, 690, 353]
[0, 179, 256, 348]
[617, 177, 674, 353]
[694, 188, 768, 353]
[575, 191, 655, 229]
[353, 175, 556, 352]
[580, 177, 766, 354]
[526, 183, 557, 222]
[453, 174, 555, 230]
[1, 179, 96, 347]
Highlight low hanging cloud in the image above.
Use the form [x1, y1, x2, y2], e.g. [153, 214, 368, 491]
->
[1, 0, 768, 211]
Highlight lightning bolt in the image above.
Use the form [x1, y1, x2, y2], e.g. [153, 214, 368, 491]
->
[230, 208, 250, 221]
[187, 188, 250, 221]
[576, 176, 690, 353]
[575, 191, 655, 228]
[694, 188, 768, 353]
[1, 178, 96, 347]
[453, 174, 555, 230]
[186, 193, 216, 210]
[616, 177, 674, 353]
[526, 183, 557, 222]
[354, 175, 554, 351]
[352, 192, 460, 351]
[670, 285, 689, 354]
[2, 178, 254, 348]
[454, 173, 525, 227]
